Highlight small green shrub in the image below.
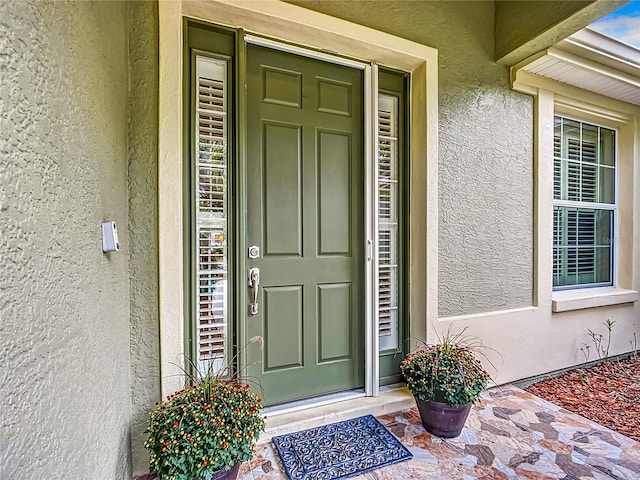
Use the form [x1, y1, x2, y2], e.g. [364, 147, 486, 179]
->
[401, 341, 490, 407]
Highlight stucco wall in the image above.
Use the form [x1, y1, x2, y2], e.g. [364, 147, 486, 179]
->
[0, 1, 132, 478]
[127, 1, 160, 474]
[288, 0, 534, 317]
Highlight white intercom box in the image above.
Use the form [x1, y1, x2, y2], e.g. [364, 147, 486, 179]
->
[102, 221, 120, 252]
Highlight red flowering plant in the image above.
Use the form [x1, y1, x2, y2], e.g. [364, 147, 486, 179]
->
[400, 330, 492, 407]
[145, 339, 265, 479]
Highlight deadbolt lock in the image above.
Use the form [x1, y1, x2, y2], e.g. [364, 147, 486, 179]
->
[248, 245, 260, 259]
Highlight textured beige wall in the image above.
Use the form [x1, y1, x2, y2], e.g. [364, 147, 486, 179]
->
[128, 1, 160, 475]
[288, 1, 534, 317]
[0, 1, 132, 479]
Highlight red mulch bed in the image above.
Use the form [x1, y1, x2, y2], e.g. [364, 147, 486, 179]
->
[525, 356, 640, 441]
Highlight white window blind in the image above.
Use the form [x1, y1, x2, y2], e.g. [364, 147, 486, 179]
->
[195, 56, 229, 374]
[553, 116, 615, 289]
[377, 95, 399, 352]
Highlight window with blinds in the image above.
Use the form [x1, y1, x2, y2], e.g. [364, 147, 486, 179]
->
[553, 116, 615, 288]
[195, 56, 229, 374]
[378, 94, 400, 352]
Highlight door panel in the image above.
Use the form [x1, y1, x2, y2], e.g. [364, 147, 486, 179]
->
[263, 286, 303, 371]
[318, 283, 352, 362]
[246, 45, 363, 405]
[263, 67, 302, 107]
[318, 131, 352, 255]
[263, 122, 302, 257]
[318, 78, 352, 116]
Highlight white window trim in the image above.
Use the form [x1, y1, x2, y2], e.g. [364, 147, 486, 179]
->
[552, 114, 618, 291]
[552, 286, 639, 312]
[158, 0, 439, 397]
[512, 70, 639, 314]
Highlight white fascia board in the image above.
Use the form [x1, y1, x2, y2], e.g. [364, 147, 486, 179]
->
[564, 28, 640, 71]
[546, 47, 640, 89]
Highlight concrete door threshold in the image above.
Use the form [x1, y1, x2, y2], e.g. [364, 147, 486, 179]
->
[259, 386, 415, 443]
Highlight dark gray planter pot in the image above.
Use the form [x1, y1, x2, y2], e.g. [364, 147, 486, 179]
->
[208, 462, 240, 480]
[414, 396, 472, 438]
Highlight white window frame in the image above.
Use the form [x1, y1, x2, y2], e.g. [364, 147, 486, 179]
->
[552, 114, 618, 291]
[512, 70, 639, 314]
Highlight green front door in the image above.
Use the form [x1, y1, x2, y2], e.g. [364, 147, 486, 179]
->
[245, 45, 364, 406]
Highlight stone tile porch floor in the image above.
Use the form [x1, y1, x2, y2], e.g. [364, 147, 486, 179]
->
[238, 385, 640, 480]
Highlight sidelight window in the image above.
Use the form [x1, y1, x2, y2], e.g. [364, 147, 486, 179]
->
[377, 94, 400, 351]
[194, 56, 230, 373]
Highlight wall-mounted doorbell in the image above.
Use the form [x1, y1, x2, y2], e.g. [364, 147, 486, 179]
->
[102, 221, 120, 252]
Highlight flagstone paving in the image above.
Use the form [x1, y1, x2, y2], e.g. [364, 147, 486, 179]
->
[239, 385, 640, 480]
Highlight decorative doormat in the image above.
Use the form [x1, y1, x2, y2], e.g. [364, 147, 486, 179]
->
[271, 414, 413, 480]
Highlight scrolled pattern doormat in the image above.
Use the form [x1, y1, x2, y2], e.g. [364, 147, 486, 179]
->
[271, 414, 412, 480]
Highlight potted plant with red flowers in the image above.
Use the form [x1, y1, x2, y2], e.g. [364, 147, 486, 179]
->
[400, 330, 491, 438]
[144, 340, 265, 480]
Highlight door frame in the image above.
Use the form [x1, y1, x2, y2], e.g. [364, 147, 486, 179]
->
[158, 0, 439, 399]
[239, 34, 379, 399]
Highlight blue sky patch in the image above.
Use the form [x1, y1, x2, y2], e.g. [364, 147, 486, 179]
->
[590, 1, 640, 48]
